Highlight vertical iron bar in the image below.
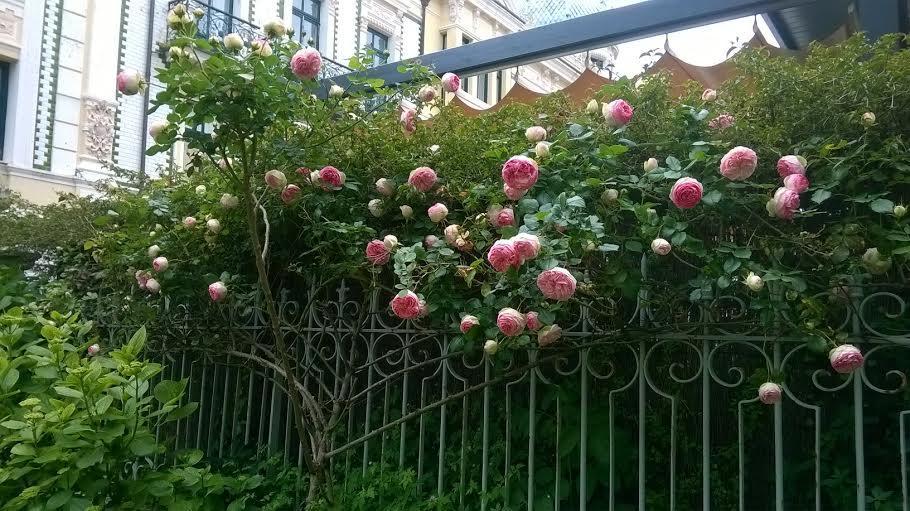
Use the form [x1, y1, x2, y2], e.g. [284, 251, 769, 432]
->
[850, 278, 866, 511]
[460, 388, 468, 509]
[702, 339, 711, 511]
[196, 360, 208, 450]
[438, 358, 449, 496]
[481, 359, 491, 511]
[527, 355, 537, 511]
[220, 362, 231, 459]
[555, 397, 561, 511]
[900, 411, 908, 511]
[638, 254, 648, 511]
[773, 342, 784, 511]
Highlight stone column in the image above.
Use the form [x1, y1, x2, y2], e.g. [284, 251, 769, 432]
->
[78, 0, 123, 169]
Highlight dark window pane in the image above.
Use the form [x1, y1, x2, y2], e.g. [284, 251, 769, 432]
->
[293, 0, 304, 10]
[441, 33, 447, 49]
[478, 73, 489, 102]
[304, 0, 320, 17]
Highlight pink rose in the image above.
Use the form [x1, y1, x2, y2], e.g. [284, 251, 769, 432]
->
[281, 184, 301, 204]
[183, 216, 197, 228]
[441, 73, 460, 92]
[152, 256, 169, 273]
[290, 48, 322, 80]
[296, 166, 311, 176]
[651, 238, 671, 255]
[708, 113, 735, 130]
[427, 203, 448, 222]
[536, 267, 576, 301]
[417, 299, 429, 318]
[87, 343, 101, 357]
[537, 325, 562, 346]
[501, 155, 539, 191]
[135, 270, 151, 289]
[318, 166, 345, 189]
[829, 344, 864, 374]
[265, 169, 287, 189]
[487, 239, 520, 272]
[460, 315, 479, 333]
[511, 233, 541, 262]
[701, 89, 717, 102]
[758, 382, 782, 404]
[494, 208, 514, 227]
[772, 187, 800, 219]
[365, 240, 390, 265]
[425, 234, 439, 247]
[443, 224, 460, 245]
[408, 166, 438, 192]
[783, 173, 809, 193]
[497, 308, 526, 337]
[208, 281, 228, 302]
[145, 278, 161, 294]
[719, 146, 757, 181]
[504, 183, 527, 201]
[525, 126, 547, 142]
[391, 290, 422, 319]
[602, 99, 634, 127]
[418, 85, 437, 102]
[777, 155, 806, 178]
[525, 311, 541, 331]
[117, 69, 144, 95]
[400, 108, 417, 136]
[669, 177, 704, 209]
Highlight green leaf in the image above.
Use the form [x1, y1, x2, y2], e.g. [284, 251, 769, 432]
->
[11, 443, 35, 456]
[76, 447, 104, 468]
[670, 231, 687, 246]
[716, 276, 731, 289]
[146, 480, 174, 497]
[129, 434, 158, 456]
[665, 156, 681, 171]
[566, 196, 586, 208]
[40, 325, 62, 340]
[892, 245, 910, 255]
[870, 198, 895, 214]
[625, 240, 643, 252]
[154, 379, 188, 404]
[1, 368, 19, 390]
[167, 403, 199, 422]
[702, 190, 722, 205]
[46, 490, 72, 510]
[723, 258, 741, 274]
[94, 394, 114, 415]
[54, 386, 84, 399]
[127, 327, 147, 355]
[811, 189, 832, 204]
[733, 248, 752, 258]
[1, 420, 28, 430]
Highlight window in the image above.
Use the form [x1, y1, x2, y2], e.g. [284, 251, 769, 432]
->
[477, 73, 489, 103]
[0, 62, 7, 159]
[366, 28, 389, 66]
[496, 70, 503, 102]
[293, 0, 321, 49]
[462, 35, 471, 45]
[441, 33, 447, 49]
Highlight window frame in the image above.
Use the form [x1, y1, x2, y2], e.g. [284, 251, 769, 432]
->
[292, 0, 321, 49]
[365, 27, 390, 66]
[477, 73, 489, 103]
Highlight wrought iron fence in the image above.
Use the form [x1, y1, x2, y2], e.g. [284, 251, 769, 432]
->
[100, 271, 910, 511]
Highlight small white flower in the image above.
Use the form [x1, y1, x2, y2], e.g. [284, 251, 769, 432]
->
[483, 340, 499, 355]
[368, 199, 383, 218]
[147, 245, 160, 258]
[329, 84, 344, 97]
[375, 178, 396, 197]
[861, 112, 876, 126]
[894, 205, 907, 218]
[223, 33, 244, 50]
[650, 238, 671, 256]
[87, 343, 101, 357]
[585, 99, 599, 114]
[399, 205, 413, 219]
[148, 120, 169, 140]
[535, 141, 550, 158]
[263, 18, 287, 37]
[643, 157, 658, 173]
[745, 272, 764, 292]
[195, 185, 207, 195]
[428, 144, 440, 154]
[206, 218, 222, 234]
[383, 235, 399, 251]
[220, 193, 239, 209]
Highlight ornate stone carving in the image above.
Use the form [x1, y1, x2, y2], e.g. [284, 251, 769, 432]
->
[448, 0, 464, 23]
[81, 98, 117, 160]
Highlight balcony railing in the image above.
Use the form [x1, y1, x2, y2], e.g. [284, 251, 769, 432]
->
[166, 0, 351, 79]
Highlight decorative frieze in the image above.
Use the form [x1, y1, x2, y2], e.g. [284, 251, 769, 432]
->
[80, 97, 117, 160]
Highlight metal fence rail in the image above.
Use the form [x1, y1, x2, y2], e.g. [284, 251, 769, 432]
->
[101, 274, 910, 511]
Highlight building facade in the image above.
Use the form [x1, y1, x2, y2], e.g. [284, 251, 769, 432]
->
[0, 0, 584, 204]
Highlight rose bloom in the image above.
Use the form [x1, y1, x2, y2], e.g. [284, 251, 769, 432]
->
[206, 218, 222, 234]
[483, 340, 499, 355]
[318, 166, 345, 189]
[391, 290, 422, 319]
[220, 193, 239, 209]
[183, 216, 197, 228]
[708, 113, 735, 130]
[441, 73, 460, 92]
[585, 99, 599, 114]
[375, 178, 396, 197]
[783, 173, 809, 193]
[758, 382, 782, 404]
[251, 39, 272, 57]
[537, 325, 562, 346]
[408, 166, 438, 192]
[669, 177, 704, 209]
[460, 315, 480, 334]
[424, 234, 439, 247]
[145, 278, 161, 294]
[148, 119, 168, 140]
[745, 272, 764, 291]
[117, 69, 144, 95]
[418, 85, 437, 102]
[152, 257, 169, 272]
[512, 233, 541, 262]
[383, 234, 399, 251]
[135, 270, 151, 289]
[265, 169, 287, 189]
[281, 184, 301, 204]
[399, 205, 413, 219]
[525, 126, 547, 142]
[487, 206, 513, 228]
[861, 112, 876, 126]
[504, 183, 527, 201]
[772, 187, 800, 219]
[497, 308, 526, 337]
[501, 155, 539, 191]
[537, 267, 576, 301]
[223, 33, 243, 50]
[525, 311, 541, 331]
[829, 344, 864, 374]
[535, 141, 550, 158]
[643, 157, 658, 173]
[776, 155, 806, 178]
[427, 203, 448, 222]
[400, 108, 417, 136]
[328, 84, 344, 97]
[651, 238, 671, 256]
[443, 224, 460, 244]
[719, 146, 757, 181]
[365, 240, 391, 265]
[701, 88, 717, 102]
[290, 48, 322, 80]
[487, 239, 521, 272]
[87, 343, 101, 357]
[148, 245, 160, 258]
[368, 199, 383, 218]
[602, 99, 634, 127]
[208, 281, 228, 302]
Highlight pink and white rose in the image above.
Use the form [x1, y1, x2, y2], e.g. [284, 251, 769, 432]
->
[408, 166, 438, 192]
[391, 290, 422, 319]
[525, 126, 547, 142]
[719, 146, 757, 181]
[701, 88, 717, 102]
[504, 183, 527, 201]
[145, 278, 161, 294]
[424, 234, 439, 247]
[135, 270, 151, 289]
[708, 113, 735, 130]
[318, 166, 345, 189]
[497, 308, 526, 337]
[382, 234, 399, 251]
[602, 99, 634, 127]
[418, 85, 437, 102]
[771, 187, 800, 219]
[651, 238, 671, 256]
[669, 177, 704, 209]
[208, 281, 228, 302]
[487, 239, 520, 272]
[375, 178, 396, 197]
[443, 224, 460, 245]
[643, 157, 659, 173]
[206, 218, 222, 234]
[365, 240, 391, 265]
[483, 340, 499, 355]
[536, 267, 576, 301]
[147, 245, 160, 258]
[152, 256, 169, 272]
[399, 205, 413, 219]
[829, 344, 864, 374]
[368, 199, 383, 218]
[281, 184, 301, 204]
[220, 193, 239, 209]
[525, 311, 541, 331]
[441, 73, 460, 92]
[758, 382, 782, 404]
[776, 155, 806, 178]
[87, 343, 101, 357]
[460, 315, 480, 334]
[290, 48, 322, 80]
[400, 108, 417, 136]
[501, 155, 539, 191]
[783, 173, 809, 193]
[223, 33, 243, 50]
[265, 169, 287, 189]
[537, 325, 562, 346]
[427, 203, 449, 223]
[117, 69, 145, 95]
[183, 216, 197, 228]
[512, 233, 541, 262]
